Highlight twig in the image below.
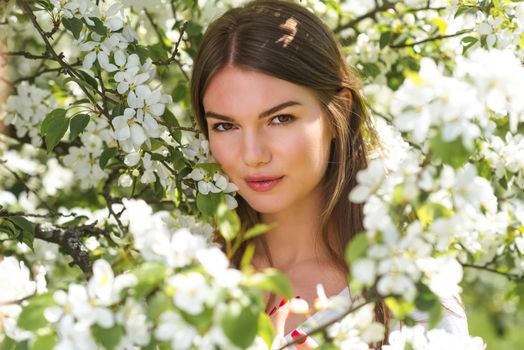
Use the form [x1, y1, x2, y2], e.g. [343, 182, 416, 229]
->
[100, 171, 126, 233]
[153, 21, 188, 66]
[389, 29, 471, 48]
[334, 1, 395, 34]
[0, 50, 51, 60]
[18, 0, 110, 119]
[0, 294, 34, 307]
[0, 161, 54, 212]
[13, 60, 82, 84]
[34, 222, 107, 277]
[462, 263, 523, 281]
[278, 299, 375, 350]
[0, 210, 77, 218]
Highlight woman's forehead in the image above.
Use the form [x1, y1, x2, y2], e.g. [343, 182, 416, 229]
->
[202, 65, 316, 117]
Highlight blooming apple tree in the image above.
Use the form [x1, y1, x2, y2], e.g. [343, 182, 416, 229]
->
[0, 0, 523, 349]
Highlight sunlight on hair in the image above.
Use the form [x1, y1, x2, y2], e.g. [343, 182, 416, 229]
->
[275, 16, 298, 48]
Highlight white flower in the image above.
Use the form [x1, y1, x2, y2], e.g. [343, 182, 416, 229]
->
[384, 325, 485, 350]
[168, 272, 210, 315]
[350, 159, 386, 203]
[112, 108, 147, 152]
[155, 311, 198, 350]
[0, 256, 36, 303]
[88, 259, 137, 306]
[417, 256, 463, 299]
[327, 303, 385, 349]
[352, 258, 377, 287]
[116, 66, 149, 95]
[196, 246, 229, 276]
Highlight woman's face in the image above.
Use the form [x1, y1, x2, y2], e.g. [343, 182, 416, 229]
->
[202, 65, 333, 214]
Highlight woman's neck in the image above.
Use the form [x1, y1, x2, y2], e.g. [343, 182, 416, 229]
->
[254, 190, 331, 272]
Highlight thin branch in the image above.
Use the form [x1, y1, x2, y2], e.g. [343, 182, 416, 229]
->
[279, 298, 375, 350]
[462, 263, 523, 281]
[18, 0, 110, 120]
[0, 50, 51, 60]
[334, 1, 395, 34]
[34, 222, 107, 277]
[0, 210, 77, 219]
[100, 171, 126, 233]
[0, 294, 34, 307]
[13, 60, 82, 84]
[389, 29, 472, 48]
[153, 21, 188, 66]
[0, 160, 54, 212]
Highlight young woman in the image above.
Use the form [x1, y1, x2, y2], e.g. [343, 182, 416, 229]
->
[190, 0, 467, 348]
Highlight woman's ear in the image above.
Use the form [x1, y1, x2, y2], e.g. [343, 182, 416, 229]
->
[336, 87, 353, 112]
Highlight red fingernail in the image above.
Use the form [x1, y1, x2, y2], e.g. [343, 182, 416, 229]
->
[278, 298, 287, 307]
[291, 329, 307, 344]
[268, 306, 277, 316]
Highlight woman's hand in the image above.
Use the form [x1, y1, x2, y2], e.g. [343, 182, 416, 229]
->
[269, 298, 318, 349]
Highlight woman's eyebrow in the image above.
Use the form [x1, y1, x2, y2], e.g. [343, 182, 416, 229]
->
[205, 100, 301, 121]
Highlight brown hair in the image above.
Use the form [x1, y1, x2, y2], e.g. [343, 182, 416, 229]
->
[190, 0, 387, 346]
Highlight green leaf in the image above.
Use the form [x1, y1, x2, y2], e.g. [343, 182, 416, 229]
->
[17, 293, 54, 331]
[8, 216, 35, 236]
[415, 202, 453, 228]
[379, 31, 393, 49]
[132, 262, 169, 298]
[0, 336, 16, 350]
[62, 17, 83, 39]
[429, 132, 472, 169]
[384, 297, 415, 319]
[216, 203, 240, 242]
[148, 291, 174, 322]
[99, 147, 117, 169]
[240, 243, 256, 271]
[32, 333, 57, 350]
[77, 70, 98, 91]
[69, 114, 90, 141]
[220, 300, 258, 348]
[257, 312, 275, 349]
[61, 215, 89, 228]
[195, 163, 222, 174]
[91, 324, 124, 350]
[87, 17, 107, 36]
[171, 83, 187, 102]
[41, 109, 69, 152]
[345, 232, 368, 264]
[248, 268, 293, 300]
[244, 224, 270, 241]
[196, 192, 223, 217]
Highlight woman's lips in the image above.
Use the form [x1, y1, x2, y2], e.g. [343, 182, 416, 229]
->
[244, 176, 284, 192]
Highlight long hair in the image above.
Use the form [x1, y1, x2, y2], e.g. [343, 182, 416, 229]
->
[190, 0, 387, 346]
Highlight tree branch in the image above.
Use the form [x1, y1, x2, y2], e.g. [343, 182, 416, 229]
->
[17, 0, 110, 120]
[334, 1, 395, 34]
[34, 222, 107, 277]
[462, 263, 523, 281]
[389, 29, 472, 48]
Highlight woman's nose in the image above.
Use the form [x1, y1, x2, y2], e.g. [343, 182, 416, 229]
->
[242, 131, 271, 167]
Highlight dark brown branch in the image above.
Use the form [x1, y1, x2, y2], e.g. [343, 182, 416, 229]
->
[389, 29, 472, 48]
[35, 222, 107, 277]
[13, 60, 82, 84]
[0, 210, 77, 219]
[334, 1, 395, 34]
[278, 298, 376, 350]
[0, 160, 54, 212]
[0, 50, 52, 60]
[462, 263, 523, 281]
[100, 171, 126, 233]
[18, 0, 110, 120]
[153, 21, 188, 66]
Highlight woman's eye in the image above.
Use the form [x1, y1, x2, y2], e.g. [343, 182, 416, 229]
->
[270, 114, 295, 125]
[212, 123, 235, 132]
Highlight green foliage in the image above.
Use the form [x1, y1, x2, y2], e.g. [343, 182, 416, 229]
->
[17, 293, 54, 332]
[345, 232, 368, 264]
[40, 109, 69, 152]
